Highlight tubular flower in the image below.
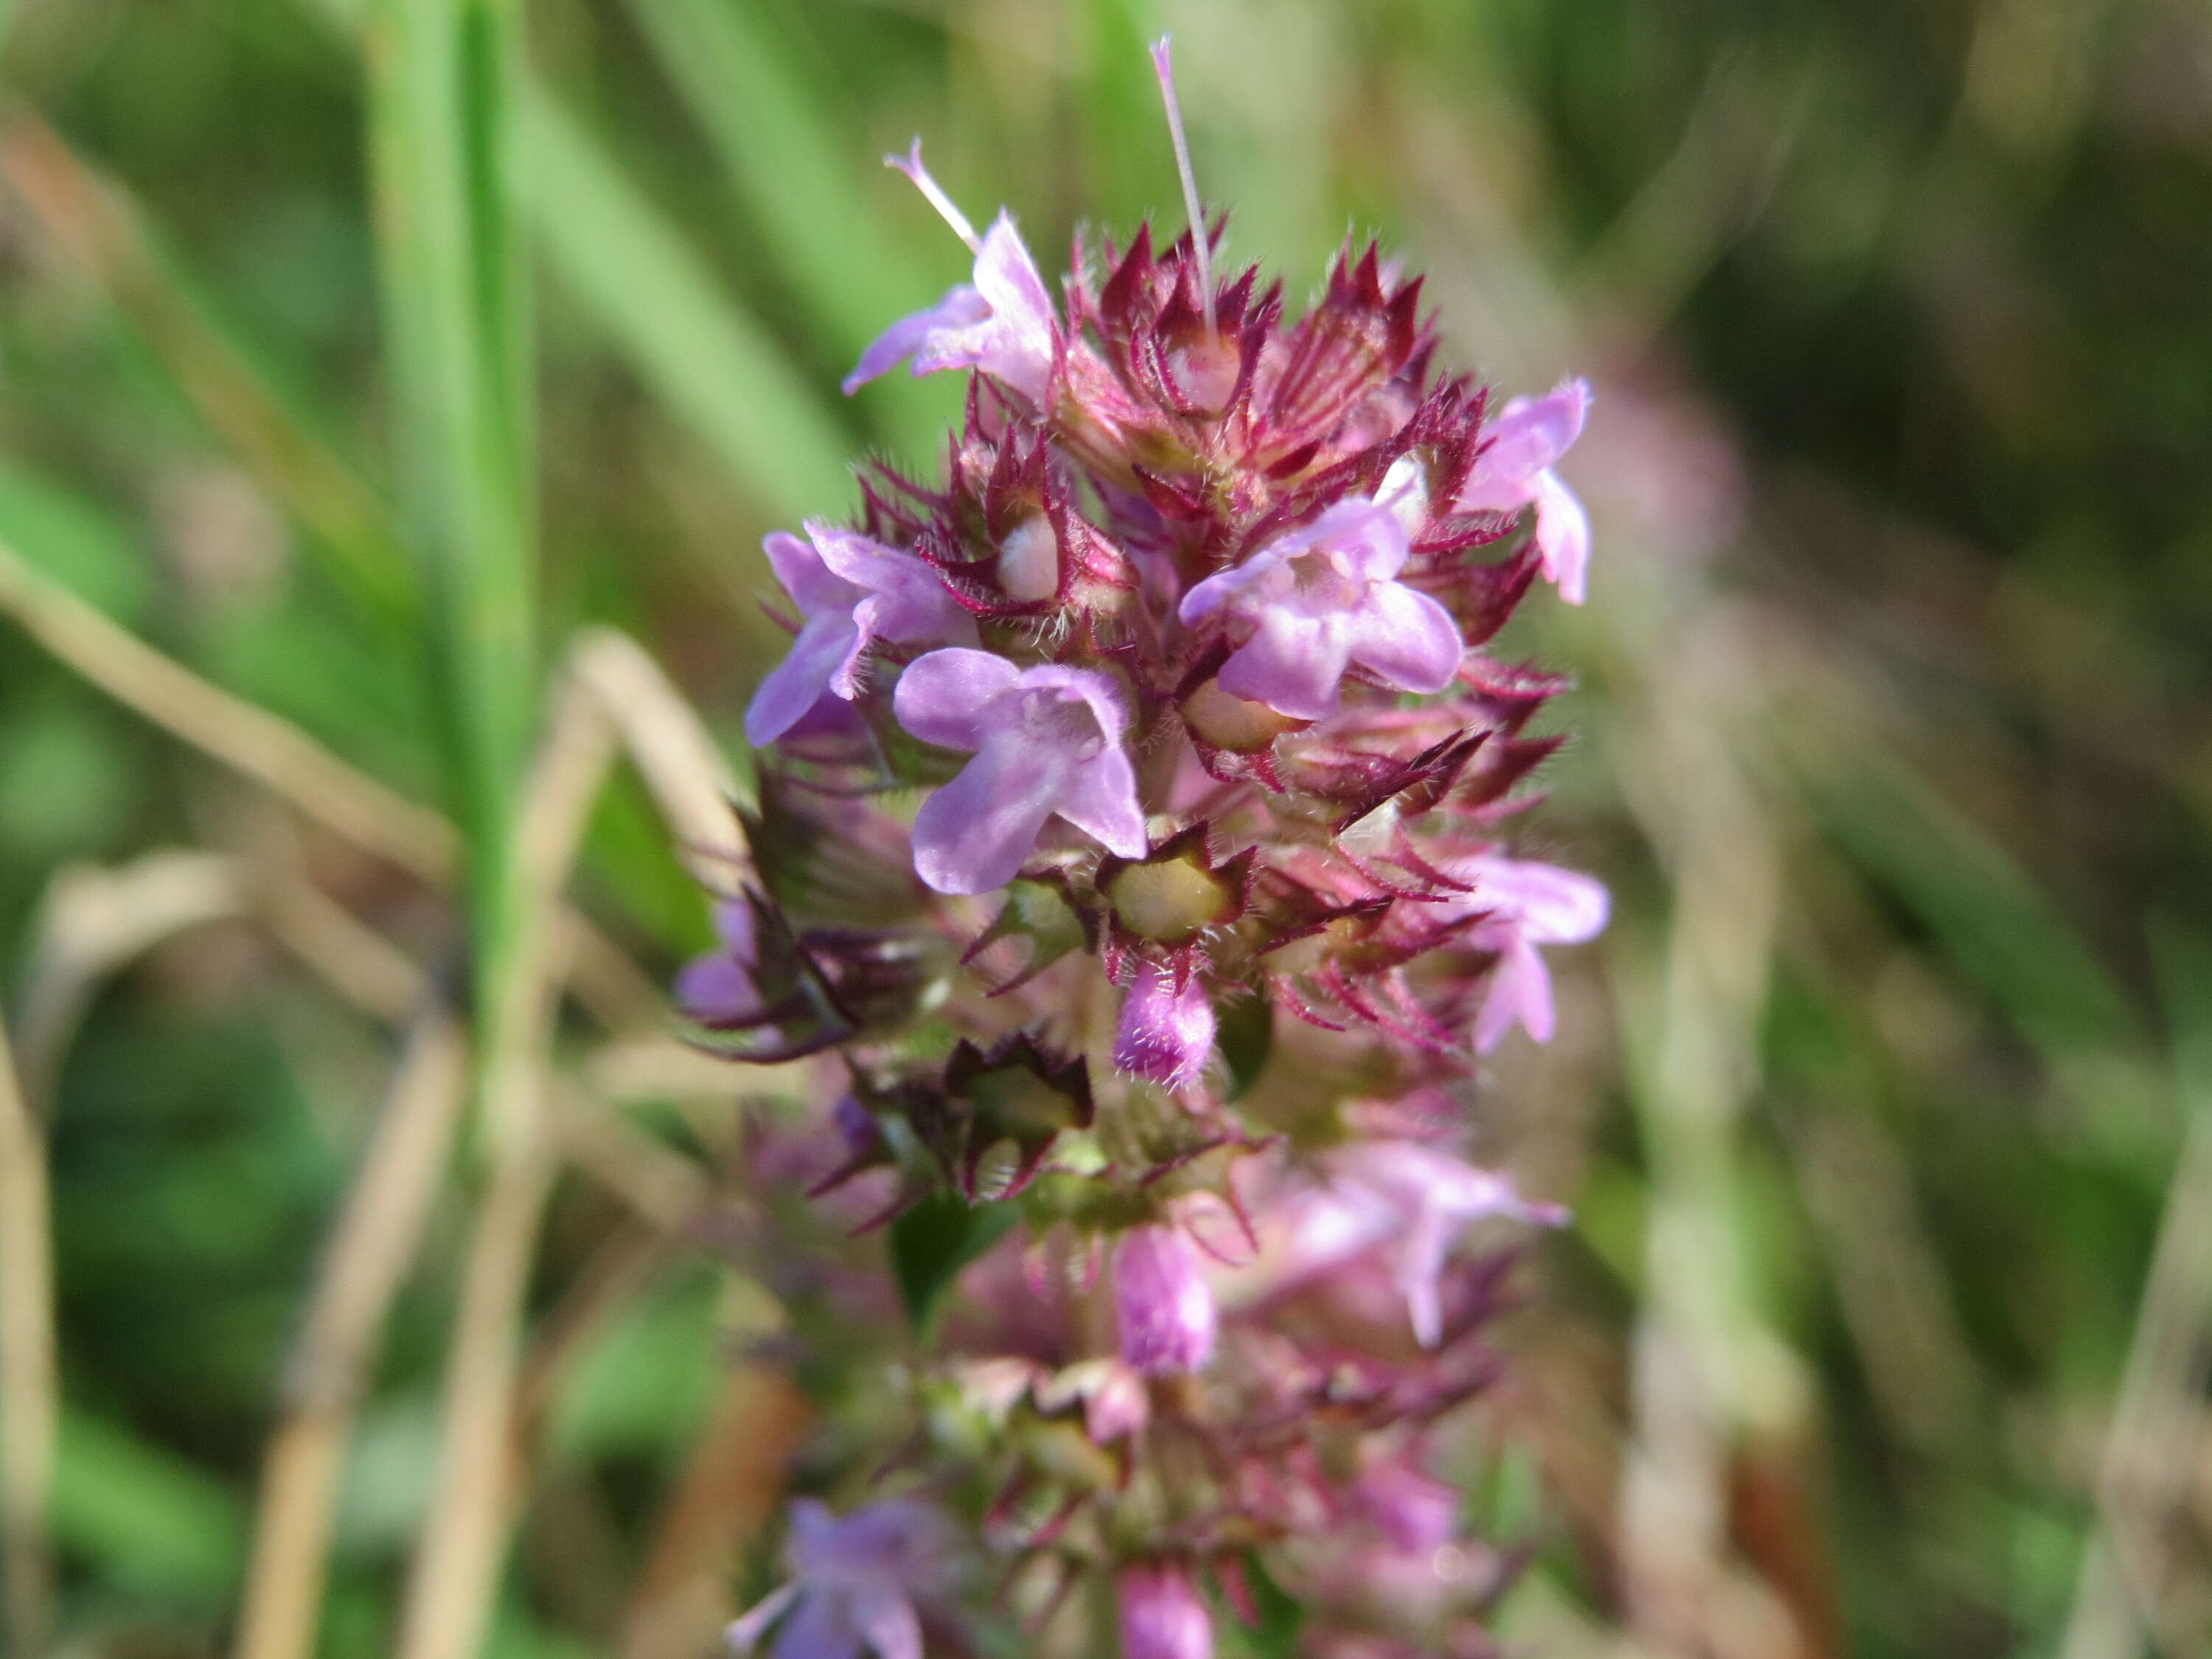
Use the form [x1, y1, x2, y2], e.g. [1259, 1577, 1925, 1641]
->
[1118, 1562, 1214, 1659]
[1455, 379, 1593, 604]
[1448, 854, 1610, 1051]
[1114, 1222, 1219, 1376]
[746, 522, 978, 746]
[1282, 1141, 1569, 1347]
[728, 1499, 954, 1659]
[1178, 487, 1464, 720]
[893, 650, 1146, 894]
[843, 143, 1058, 405]
[1113, 959, 1218, 1089]
[689, 44, 1604, 1655]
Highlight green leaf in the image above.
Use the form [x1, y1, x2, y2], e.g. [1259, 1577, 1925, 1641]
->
[888, 1192, 1019, 1332]
[52, 1408, 248, 1599]
[547, 1268, 722, 1462]
[0, 461, 150, 620]
[1216, 989, 1273, 1100]
[1232, 1549, 1306, 1659]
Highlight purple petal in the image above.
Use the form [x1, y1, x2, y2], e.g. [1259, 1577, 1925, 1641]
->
[1217, 610, 1353, 721]
[1016, 662, 1132, 745]
[1080, 1363, 1149, 1444]
[764, 530, 861, 616]
[845, 1587, 922, 1659]
[1394, 1206, 1456, 1348]
[970, 214, 1055, 346]
[747, 613, 865, 746]
[841, 285, 990, 395]
[1473, 936, 1554, 1051]
[910, 739, 1065, 895]
[769, 1592, 862, 1659]
[1113, 962, 1216, 1088]
[1347, 581, 1464, 695]
[1532, 467, 1592, 605]
[1467, 857, 1610, 944]
[675, 950, 762, 1023]
[726, 1583, 800, 1654]
[1054, 748, 1147, 860]
[908, 215, 1057, 403]
[712, 900, 757, 958]
[1117, 1562, 1214, 1659]
[1175, 558, 1262, 627]
[1290, 495, 1409, 581]
[891, 647, 1022, 751]
[1463, 380, 1589, 507]
[809, 524, 978, 650]
[1358, 1459, 1461, 1554]
[1113, 1224, 1217, 1375]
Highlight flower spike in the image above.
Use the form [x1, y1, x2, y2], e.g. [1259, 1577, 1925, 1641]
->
[690, 60, 1604, 1649]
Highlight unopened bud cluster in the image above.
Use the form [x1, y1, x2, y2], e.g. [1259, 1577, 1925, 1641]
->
[695, 85, 1604, 1658]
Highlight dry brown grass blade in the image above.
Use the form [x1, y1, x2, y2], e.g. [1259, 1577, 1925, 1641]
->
[565, 628, 749, 888]
[0, 536, 457, 879]
[394, 628, 751, 1659]
[0, 534, 681, 1044]
[1606, 575, 1823, 1659]
[617, 1366, 812, 1659]
[2060, 1107, 2212, 1659]
[13, 851, 246, 1107]
[0, 1010, 56, 1659]
[232, 1009, 470, 1659]
[0, 111, 408, 617]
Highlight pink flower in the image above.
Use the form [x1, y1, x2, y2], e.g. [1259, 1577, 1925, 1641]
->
[1453, 855, 1609, 1052]
[1178, 493, 1463, 720]
[727, 1498, 954, 1659]
[1286, 1141, 1567, 1347]
[843, 143, 1058, 405]
[1113, 961, 1216, 1089]
[1117, 1562, 1214, 1659]
[1352, 1451, 1460, 1554]
[1034, 1357, 1151, 1444]
[745, 523, 977, 747]
[892, 649, 1146, 895]
[1455, 380, 1593, 604]
[1114, 1223, 1218, 1376]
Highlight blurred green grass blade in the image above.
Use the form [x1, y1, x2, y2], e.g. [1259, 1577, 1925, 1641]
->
[619, 0, 902, 355]
[2149, 919, 2212, 1113]
[619, 0, 953, 462]
[1811, 765, 2138, 1057]
[52, 1408, 246, 1599]
[512, 82, 855, 521]
[1078, 0, 1161, 231]
[0, 460, 151, 620]
[364, 0, 538, 935]
[288, 0, 856, 521]
[0, 114, 414, 625]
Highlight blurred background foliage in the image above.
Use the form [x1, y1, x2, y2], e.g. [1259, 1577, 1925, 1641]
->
[1, 0, 2211, 1657]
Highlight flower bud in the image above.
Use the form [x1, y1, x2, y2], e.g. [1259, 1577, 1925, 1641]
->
[1105, 856, 1236, 945]
[1113, 1224, 1217, 1376]
[1181, 676, 1306, 754]
[995, 515, 1060, 603]
[1113, 962, 1217, 1089]
[1117, 1561, 1214, 1659]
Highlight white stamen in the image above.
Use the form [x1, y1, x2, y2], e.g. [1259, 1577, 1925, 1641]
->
[1150, 36, 1215, 338]
[886, 138, 983, 255]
